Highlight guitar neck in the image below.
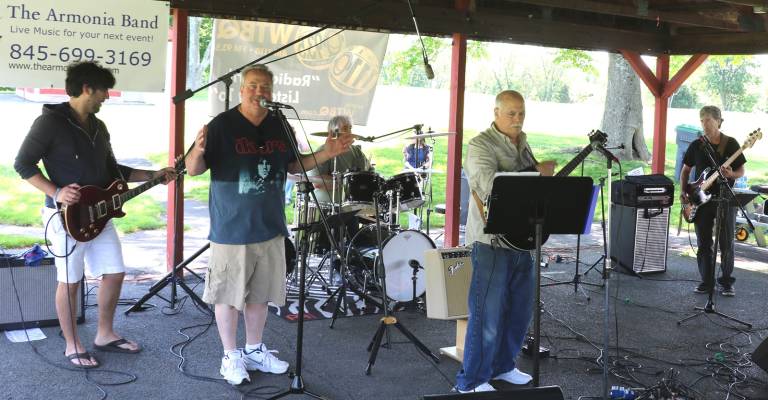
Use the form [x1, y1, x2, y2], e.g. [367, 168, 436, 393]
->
[700, 145, 745, 191]
[555, 144, 595, 177]
[120, 175, 165, 203]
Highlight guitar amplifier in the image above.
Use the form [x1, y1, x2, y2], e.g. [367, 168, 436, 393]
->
[0, 257, 85, 331]
[609, 204, 669, 274]
[424, 247, 472, 320]
[612, 174, 674, 208]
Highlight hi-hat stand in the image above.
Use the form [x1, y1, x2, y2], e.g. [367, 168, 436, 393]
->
[364, 191, 439, 375]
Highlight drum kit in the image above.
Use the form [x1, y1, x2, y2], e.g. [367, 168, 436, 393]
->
[286, 126, 453, 310]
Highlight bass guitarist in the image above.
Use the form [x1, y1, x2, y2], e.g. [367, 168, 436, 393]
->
[14, 62, 176, 368]
[680, 105, 746, 297]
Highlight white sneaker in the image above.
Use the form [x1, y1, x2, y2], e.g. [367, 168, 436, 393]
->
[457, 382, 496, 393]
[493, 368, 532, 385]
[243, 344, 289, 374]
[220, 350, 250, 385]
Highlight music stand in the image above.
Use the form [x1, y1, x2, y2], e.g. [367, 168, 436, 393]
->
[485, 175, 593, 387]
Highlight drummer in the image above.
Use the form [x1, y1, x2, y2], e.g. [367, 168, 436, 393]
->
[308, 115, 371, 203]
[403, 130, 433, 171]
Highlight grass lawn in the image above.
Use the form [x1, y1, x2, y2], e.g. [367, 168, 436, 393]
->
[2, 130, 766, 249]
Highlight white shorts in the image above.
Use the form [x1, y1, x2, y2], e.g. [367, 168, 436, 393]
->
[42, 207, 126, 283]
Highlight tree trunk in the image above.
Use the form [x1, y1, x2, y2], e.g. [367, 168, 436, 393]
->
[600, 53, 651, 162]
[187, 17, 201, 89]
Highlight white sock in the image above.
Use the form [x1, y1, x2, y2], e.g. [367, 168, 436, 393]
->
[225, 349, 241, 358]
[245, 343, 263, 352]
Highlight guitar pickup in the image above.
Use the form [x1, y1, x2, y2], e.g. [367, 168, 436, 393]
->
[111, 194, 122, 209]
[96, 200, 108, 218]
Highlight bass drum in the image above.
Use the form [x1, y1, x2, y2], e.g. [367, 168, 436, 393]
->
[284, 237, 297, 277]
[346, 227, 435, 302]
[379, 230, 435, 302]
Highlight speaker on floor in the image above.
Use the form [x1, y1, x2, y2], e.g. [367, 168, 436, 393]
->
[0, 257, 85, 331]
[423, 386, 564, 400]
[753, 337, 768, 374]
[609, 203, 669, 274]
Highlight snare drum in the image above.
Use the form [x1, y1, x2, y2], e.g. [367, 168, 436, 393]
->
[386, 172, 424, 211]
[341, 171, 384, 213]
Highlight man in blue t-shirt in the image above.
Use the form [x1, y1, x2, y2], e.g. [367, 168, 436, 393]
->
[185, 64, 353, 385]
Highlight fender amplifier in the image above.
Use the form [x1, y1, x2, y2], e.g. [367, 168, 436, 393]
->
[424, 247, 472, 320]
[612, 174, 674, 208]
[0, 256, 85, 331]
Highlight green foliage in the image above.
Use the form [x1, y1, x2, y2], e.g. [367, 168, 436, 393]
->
[702, 56, 760, 112]
[381, 36, 447, 87]
[670, 85, 700, 109]
[553, 49, 598, 77]
[0, 234, 49, 250]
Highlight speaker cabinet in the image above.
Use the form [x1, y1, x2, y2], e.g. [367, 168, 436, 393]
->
[0, 257, 85, 331]
[423, 385, 564, 400]
[754, 337, 768, 374]
[424, 247, 472, 320]
[609, 204, 669, 274]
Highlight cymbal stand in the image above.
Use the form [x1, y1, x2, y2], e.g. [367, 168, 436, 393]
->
[364, 191, 439, 375]
[304, 152, 343, 291]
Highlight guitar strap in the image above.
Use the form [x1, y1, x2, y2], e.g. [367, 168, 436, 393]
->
[717, 134, 729, 158]
[471, 190, 487, 225]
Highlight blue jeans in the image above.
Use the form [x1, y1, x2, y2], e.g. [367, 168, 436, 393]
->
[455, 241, 535, 391]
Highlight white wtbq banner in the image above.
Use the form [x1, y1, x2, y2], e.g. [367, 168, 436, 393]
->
[0, 0, 169, 91]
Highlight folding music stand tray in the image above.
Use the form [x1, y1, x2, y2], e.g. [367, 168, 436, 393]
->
[485, 175, 593, 387]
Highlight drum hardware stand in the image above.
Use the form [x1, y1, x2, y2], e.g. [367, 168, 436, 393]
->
[365, 192, 439, 375]
[677, 137, 753, 330]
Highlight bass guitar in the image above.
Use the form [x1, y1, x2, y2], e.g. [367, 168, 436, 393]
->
[499, 129, 608, 250]
[682, 129, 761, 223]
[62, 158, 184, 242]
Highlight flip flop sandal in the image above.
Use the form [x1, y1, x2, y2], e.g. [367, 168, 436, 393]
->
[93, 338, 141, 354]
[65, 351, 99, 369]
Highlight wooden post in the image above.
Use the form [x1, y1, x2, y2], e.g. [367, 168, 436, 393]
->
[167, 8, 187, 272]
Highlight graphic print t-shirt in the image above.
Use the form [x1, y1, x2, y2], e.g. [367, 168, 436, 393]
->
[204, 107, 297, 244]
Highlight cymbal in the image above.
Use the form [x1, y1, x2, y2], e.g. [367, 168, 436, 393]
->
[309, 131, 370, 141]
[403, 131, 455, 140]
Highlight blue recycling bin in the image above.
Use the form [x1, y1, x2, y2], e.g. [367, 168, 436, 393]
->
[674, 124, 702, 182]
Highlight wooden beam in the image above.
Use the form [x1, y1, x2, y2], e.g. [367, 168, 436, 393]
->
[619, 50, 661, 97]
[170, 0, 667, 54]
[167, 8, 187, 272]
[505, 0, 742, 30]
[651, 55, 669, 175]
[667, 31, 768, 54]
[662, 54, 709, 98]
[446, 0, 469, 248]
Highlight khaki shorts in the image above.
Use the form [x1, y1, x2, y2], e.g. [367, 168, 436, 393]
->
[203, 235, 286, 310]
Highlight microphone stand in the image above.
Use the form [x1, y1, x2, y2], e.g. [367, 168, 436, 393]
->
[677, 136, 752, 329]
[268, 105, 350, 400]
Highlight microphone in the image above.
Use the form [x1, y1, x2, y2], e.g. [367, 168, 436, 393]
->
[424, 61, 435, 80]
[408, 259, 423, 269]
[595, 144, 620, 162]
[259, 98, 293, 109]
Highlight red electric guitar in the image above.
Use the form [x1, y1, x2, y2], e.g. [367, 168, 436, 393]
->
[62, 158, 184, 242]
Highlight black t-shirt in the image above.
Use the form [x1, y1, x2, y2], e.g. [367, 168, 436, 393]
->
[682, 134, 746, 195]
[203, 107, 298, 244]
